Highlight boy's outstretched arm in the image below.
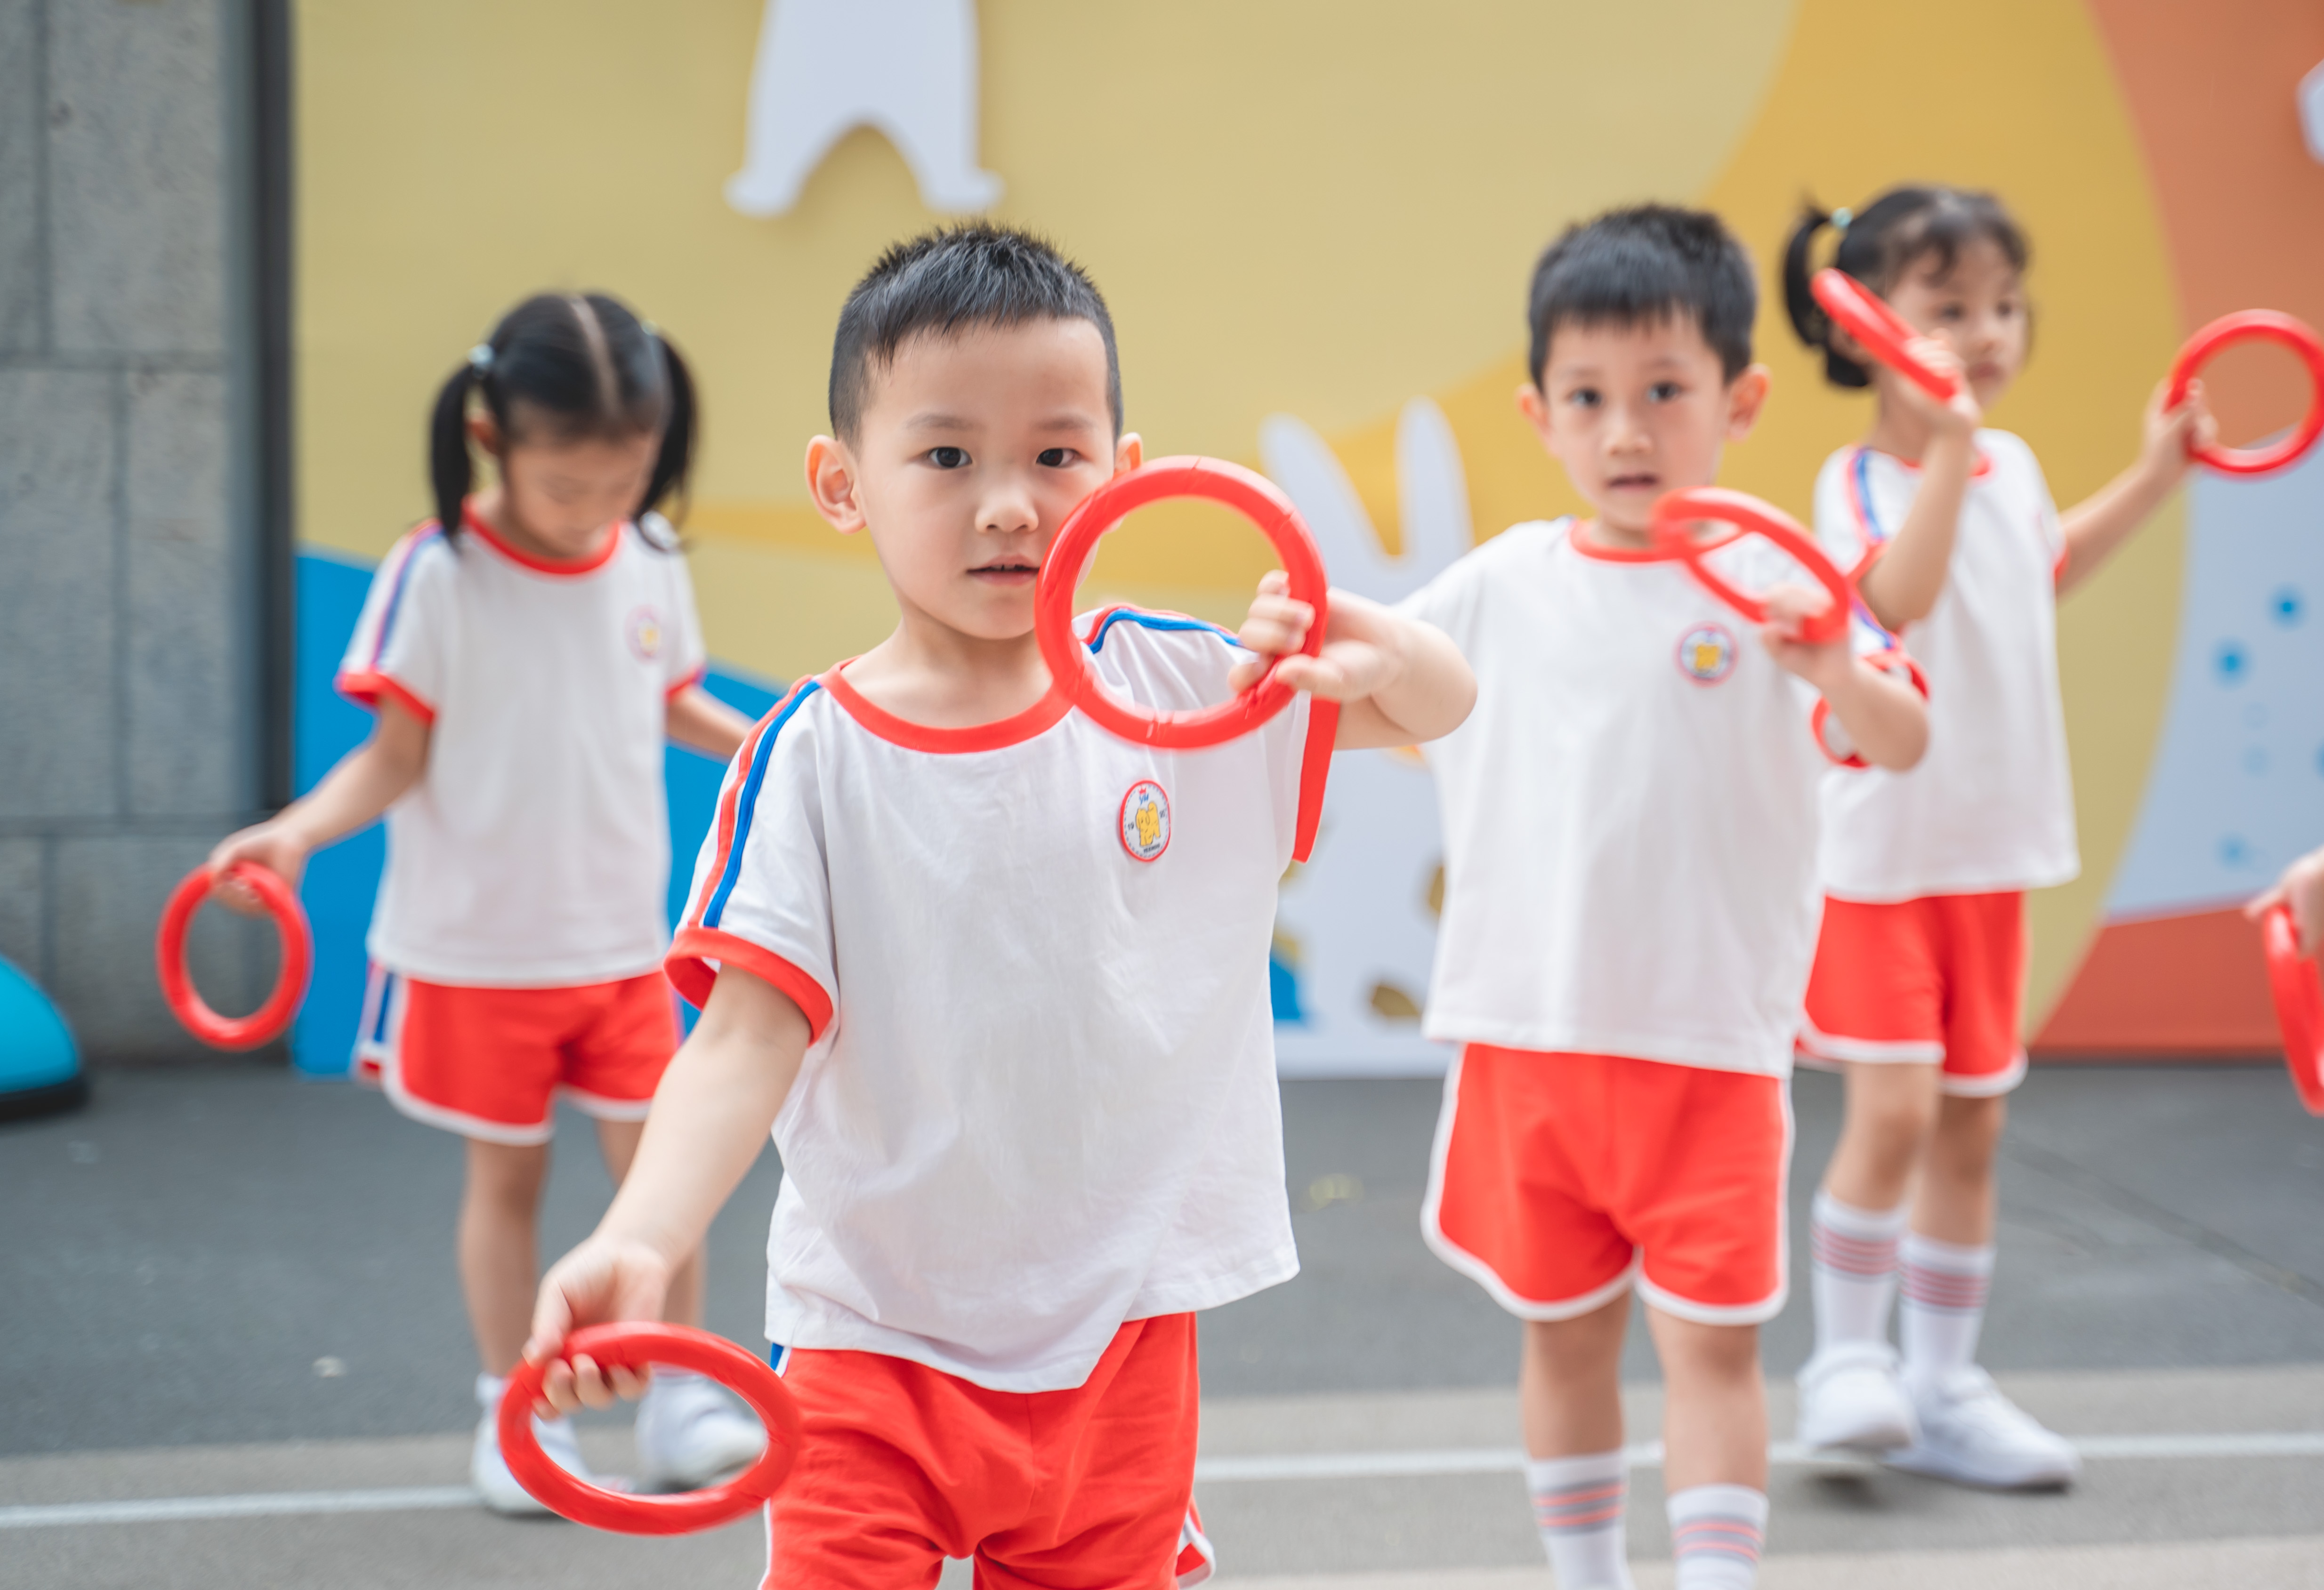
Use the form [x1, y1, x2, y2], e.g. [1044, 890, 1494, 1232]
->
[1232, 571, 1477, 750]
[526, 965, 812, 1414]
[1760, 585, 1928, 772]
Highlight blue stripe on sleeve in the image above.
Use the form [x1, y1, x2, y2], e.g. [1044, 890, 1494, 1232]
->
[371, 526, 444, 668]
[702, 680, 823, 931]
[1085, 608, 1242, 653]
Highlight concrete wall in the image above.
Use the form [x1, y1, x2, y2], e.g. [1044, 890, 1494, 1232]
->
[0, 0, 273, 1060]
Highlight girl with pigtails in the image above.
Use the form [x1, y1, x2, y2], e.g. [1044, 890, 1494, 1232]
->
[208, 293, 761, 1511]
[1780, 188, 2215, 1489]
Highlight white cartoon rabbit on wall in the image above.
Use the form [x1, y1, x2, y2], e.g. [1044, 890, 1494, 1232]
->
[1265, 399, 1473, 1077]
[727, 0, 1003, 217]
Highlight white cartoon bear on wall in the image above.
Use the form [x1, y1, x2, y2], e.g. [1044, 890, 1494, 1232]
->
[727, 0, 1003, 217]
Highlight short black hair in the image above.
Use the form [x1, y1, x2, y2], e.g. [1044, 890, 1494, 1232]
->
[1526, 204, 1758, 386]
[828, 224, 1122, 440]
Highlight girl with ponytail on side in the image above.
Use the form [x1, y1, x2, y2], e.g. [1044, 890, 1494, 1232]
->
[205, 292, 758, 1512]
[1781, 189, 2216, 1493]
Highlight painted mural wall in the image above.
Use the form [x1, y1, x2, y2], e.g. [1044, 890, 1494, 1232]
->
[287, 0, 2324, 1074]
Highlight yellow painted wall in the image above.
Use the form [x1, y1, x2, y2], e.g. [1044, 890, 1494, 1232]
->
[295, 0, 1796, 658]
[296, 0, 2180, 1026]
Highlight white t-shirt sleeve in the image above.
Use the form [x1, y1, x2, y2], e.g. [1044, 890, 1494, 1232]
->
[1394, 545, 1491, 643]
[337, 528, 449, 723]
[666, 684, 838, 1041]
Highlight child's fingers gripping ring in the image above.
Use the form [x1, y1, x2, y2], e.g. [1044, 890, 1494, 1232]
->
[2260, 905, 2324, 1116]
[155, 862, 313, 1051]
[1036, 457, 1331, 750]
[2166, 311, 2324, 477]
[1811, 270, 1961, 404]
[499, 1323, 804, 1534]
[1648, 488, 1853, 647]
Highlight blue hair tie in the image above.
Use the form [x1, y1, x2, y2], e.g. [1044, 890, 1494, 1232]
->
[468, 343, 494, 373]
[1832, 207, 1853, 234]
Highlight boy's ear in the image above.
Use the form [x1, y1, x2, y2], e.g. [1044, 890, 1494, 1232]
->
[805, 435, 867, 534]
[1113, 431, 1144, 475]
[1514, 381, 1552, 445]
[1725, 364, 1773, 441]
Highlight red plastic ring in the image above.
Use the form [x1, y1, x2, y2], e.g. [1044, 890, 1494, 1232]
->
[2165, 310, 2324, 477]
[1812, 270, 1961, 404]
[1036, 457, 1329, 749]
[1649, 488, 1853, 646]
[155, 862, 313, 1051]
[500, 1323, 803, 1534]
[2261, 905, 2324, 1116]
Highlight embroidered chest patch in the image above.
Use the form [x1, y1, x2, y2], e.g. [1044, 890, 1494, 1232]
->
[1674, 623, 1736, 684]
[626, 604, 665, 661]
[1119, 779, 1171, 862]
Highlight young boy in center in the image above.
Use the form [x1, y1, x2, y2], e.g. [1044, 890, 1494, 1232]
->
[1401, 206, 1930, 1590]
[520, 225, 1475, 1588]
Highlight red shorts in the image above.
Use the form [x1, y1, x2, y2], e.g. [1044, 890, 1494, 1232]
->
[763, 1315, 1214, 1589]
[356, 966, 678, 1145]
[1424, 1046, 1791, 1326]
[1799, 892, 2027, 1097]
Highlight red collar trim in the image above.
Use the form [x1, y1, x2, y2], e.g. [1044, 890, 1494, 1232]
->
[819, 661, 1071, 754]
[1860, 444, 1995, 481]
[462, 504, 623, 576]
[1566, 517, 1669, 564]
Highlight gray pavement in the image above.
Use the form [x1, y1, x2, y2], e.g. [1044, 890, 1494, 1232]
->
[4, 1062, 2323, 1585]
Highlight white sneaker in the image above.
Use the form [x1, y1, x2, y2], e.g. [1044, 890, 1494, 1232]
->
[1887, 1366, 2082, 1489]
[471, 1373, 596, 1516]
[1796, 1343, 1921, 1454]
[635, 1370, 767, 1492]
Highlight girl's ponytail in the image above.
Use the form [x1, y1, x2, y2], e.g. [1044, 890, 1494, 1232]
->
[1782, 203, 1871, 389]
[638, 333, 696, 525]
[436, 293, 695, 540]
[429, 351, 486, 539]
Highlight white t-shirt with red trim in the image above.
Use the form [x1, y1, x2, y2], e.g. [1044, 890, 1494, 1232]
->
[337, 508, 707, 987]
[1397, 519, 1832, 1079]
[1811, 432, 2078, 901]
[669, 610, 1313, 1393]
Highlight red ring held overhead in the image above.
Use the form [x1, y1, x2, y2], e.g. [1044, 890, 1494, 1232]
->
[500, 1323, 803, 1534]
[1812, 270, 1961, 404]
[1036, 457, 1329, 751]
[1649, 487, 1853, 646]
[155, 862, 313, 1051]
[2165, 310, 2324, 477]
[2261, 905, 2324, 1116]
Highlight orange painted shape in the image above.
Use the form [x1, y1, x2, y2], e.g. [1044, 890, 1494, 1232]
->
[2034, 907, 2281, 1056]
[2086, 0, 2324, 441]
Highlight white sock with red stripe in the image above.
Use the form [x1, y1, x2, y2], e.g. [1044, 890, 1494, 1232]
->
[1525, 1450, 1632, 1589]
[1899, 1231, 1994, 1395]
[1808, 1190, 1907, 1354]
[1666, 1484, 1766, 1588]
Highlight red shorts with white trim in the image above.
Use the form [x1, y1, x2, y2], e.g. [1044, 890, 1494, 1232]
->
[1424, 1046, 1791, 1326]
[763, 1314, 1214, 1589]
[1799, 892, 2027, 1097]
[356, 966, 678, 1146]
